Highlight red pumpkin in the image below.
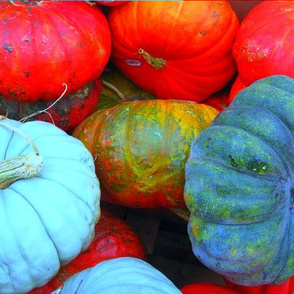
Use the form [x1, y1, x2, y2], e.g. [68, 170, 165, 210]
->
[0, 1, 111, 102]
[225, 277, 294, 294]
[0, 79, 102, 132]
[29, 206, 147, 293]
[108, 1, 239, 102]
[181, 283, 238, 294]
[96, 1, 128, 6]
[202, 89, 230, 112]
[233, 1, 294, 86]
[228, 75, 246, 104]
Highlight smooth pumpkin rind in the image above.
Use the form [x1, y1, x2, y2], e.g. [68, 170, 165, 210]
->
[58, 257, 182, 294]
[108, 1, 239, 102]
[0, 119, 100, 293]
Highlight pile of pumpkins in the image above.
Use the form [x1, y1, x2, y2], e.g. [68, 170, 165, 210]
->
[0, 1, 294, 293]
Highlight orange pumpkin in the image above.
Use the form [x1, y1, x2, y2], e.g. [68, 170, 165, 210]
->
[108, 1, 239, 102]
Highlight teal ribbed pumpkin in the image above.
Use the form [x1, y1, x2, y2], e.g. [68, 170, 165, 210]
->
[184, 75, 294, 286]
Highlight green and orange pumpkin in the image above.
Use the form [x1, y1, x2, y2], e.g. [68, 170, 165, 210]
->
[74, 99, 218, 209]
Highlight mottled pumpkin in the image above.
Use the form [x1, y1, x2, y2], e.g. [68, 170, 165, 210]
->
[0, 79, 102, 132]
[74, 99, 218, 209]
[185, 75, 294, 286]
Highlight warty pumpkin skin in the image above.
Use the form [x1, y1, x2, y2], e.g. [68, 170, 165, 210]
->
[0, 79, 102, 132]
[0, 1, 111, 102]
[108, 1, 239, 102]
[233, 1, 294, 86]
[56, 257, 182, 294]
[0, 118, 100, 293]
[184, 75, 294, 286]
[73, 99, 218, 209]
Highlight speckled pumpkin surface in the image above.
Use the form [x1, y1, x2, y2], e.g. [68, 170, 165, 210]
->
[184, 75, 294, 286]
[74, 99, 218, 209]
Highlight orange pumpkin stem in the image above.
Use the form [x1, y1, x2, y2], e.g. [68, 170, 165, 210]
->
[138, 48, 166, 69]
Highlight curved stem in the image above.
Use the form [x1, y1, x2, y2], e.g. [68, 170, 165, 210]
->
[138, 48, 166, 69]
[102, 79, 127, 102]
[20, 83, 68, 124]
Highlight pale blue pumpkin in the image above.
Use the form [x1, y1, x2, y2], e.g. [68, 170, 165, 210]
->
[56, 257, 182, 294]
[0, 118, 100, 293]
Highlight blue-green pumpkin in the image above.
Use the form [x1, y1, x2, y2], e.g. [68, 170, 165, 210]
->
[184, 75, 294, 286]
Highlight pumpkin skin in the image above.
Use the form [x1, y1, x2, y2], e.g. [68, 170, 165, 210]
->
[0, 1, 111, 102]
[233, 2, 294, 86]
[181, 283, 238, 294]
[228, 75, 246, 104]
[184, 75, 294, 286]
[57, 257, 182, 294]
[73, 99, 218, 209]
[225, 277, 294, 294]
[96, 1, 128, 7]
[108, 1, 239, 102]
[0, 79, 102, 132]
[0, 118, 100, 293]
[29, 206, 147, 294]
[202, 89, 230, 112]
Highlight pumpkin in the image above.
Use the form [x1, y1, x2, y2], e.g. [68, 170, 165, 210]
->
[225, 276, 294, 294]
[108, 1, 239, 102]
[29, 206, 147, 293]
[233, 1, 294, 87]
[228, 75, 246, 104]
[0, 117, 100, 293]
[96, 1, 128, 7]
[202, 89, 230, 112]
[0, 1, 111, 102]
[181, 283, 238, 294]
[0, 79, 102, 132]
[184, 75, 294, 286]
[55, 257, 182, 294]
[73, 99, 218, 209]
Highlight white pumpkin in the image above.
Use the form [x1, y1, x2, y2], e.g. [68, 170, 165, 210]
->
[57, 257, 182, 294]
[0, 117, 100, 293]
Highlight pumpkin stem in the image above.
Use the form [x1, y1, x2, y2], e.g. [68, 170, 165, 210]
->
[138, 48, 166, 69]
[20, 83, 68, 124]
[102, 79, 127, 102]
[0, 118, 43, 189]
[170, 208, 190, 222]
